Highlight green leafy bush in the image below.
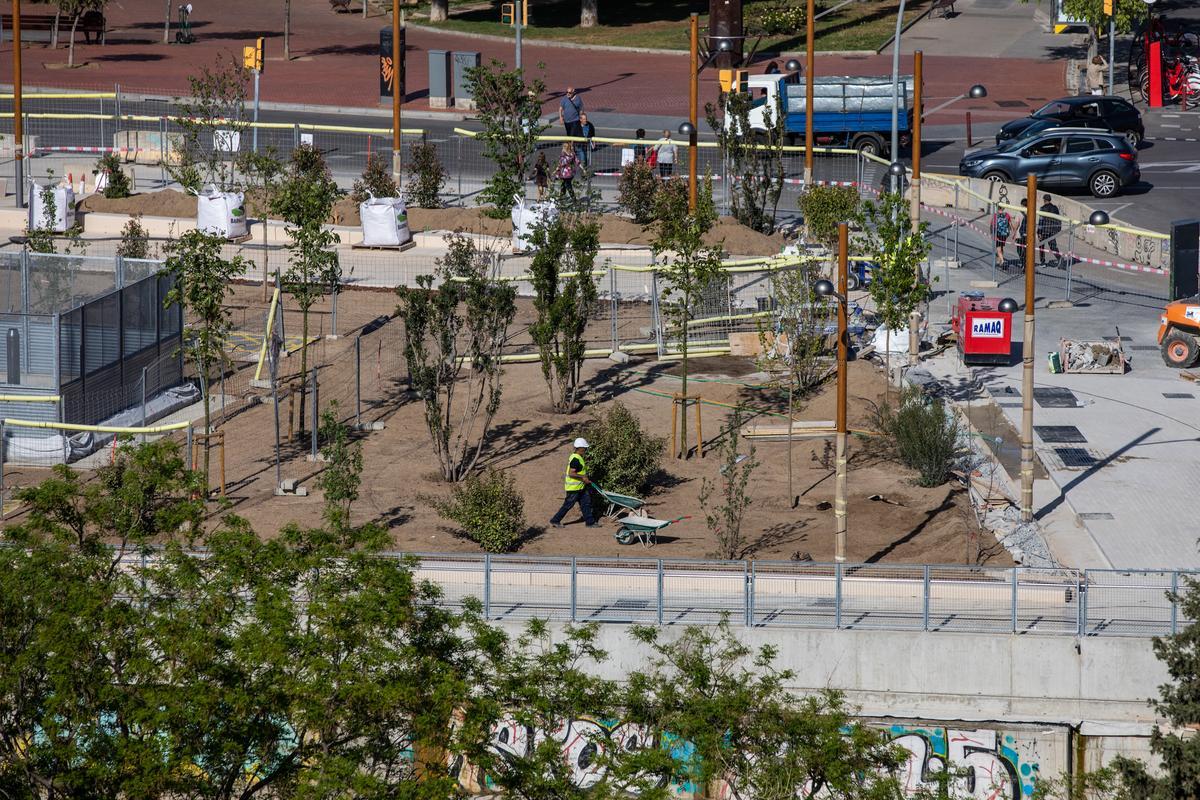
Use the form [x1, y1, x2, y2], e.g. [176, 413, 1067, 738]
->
[434, 469, 526, 553]
[117, 215, 150, 260]
[798, 185, 862, 249]
[577, 402, 666, 497]
[617, 160, 659, 224]
[755, 2, 806, 34]
[653, 174, 718, 230]
[874, 389, 963, 487]
[96, 152, 133, 199]
[405, 141, 447, 208]
[351, 153, 399, 203]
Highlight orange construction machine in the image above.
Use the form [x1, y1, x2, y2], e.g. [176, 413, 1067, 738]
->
[1158, 295, 1200, 368]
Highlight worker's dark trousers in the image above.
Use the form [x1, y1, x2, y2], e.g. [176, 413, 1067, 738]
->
[551, 489, 595, 526]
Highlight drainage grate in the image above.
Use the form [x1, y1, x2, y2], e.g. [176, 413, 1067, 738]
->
[998, 402, 1022, 408]
[1035, 425, 1087, 443]
[1033, 387, 1080, 408]
[1079, 512, 1115, 520]
[1130, 345, 1159, 351]
[1163, 392, 1195, 399]
[1055, 447, 1099, 467]
[995, 100, 1027, 107]
[611, 599, 650, 610]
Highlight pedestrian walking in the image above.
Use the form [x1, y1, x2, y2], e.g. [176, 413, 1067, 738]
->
[653, 129, 677, 177]
[1038, 194, 1063, 267]
[1016, 198, 1028, 267]
[533, 151, 549, 201]
[559, 86, 584, 138]
[633, 128, 648, 162]
[579, 112, 596, 170]
[992, 206, 1012, 267]
[1087, 55, 1108, 96]
[557, 142, 579, 204]
[550, 438, 599, 529]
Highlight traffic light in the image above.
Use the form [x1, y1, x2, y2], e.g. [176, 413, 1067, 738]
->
[501, 1, 527, 25]
[1103, 0, 1113, 14]
[243, 37, 264, 72]
[718, 69, 750, 93]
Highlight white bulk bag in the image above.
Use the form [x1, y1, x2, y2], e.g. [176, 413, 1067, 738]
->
[511, 196, 559, 252]
[27, 182, 75, 232]
[196, 186, 247, 239]
[359, 195, 411, 247]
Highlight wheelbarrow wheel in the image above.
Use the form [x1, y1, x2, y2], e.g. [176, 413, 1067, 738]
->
[614, 529, 635, 545]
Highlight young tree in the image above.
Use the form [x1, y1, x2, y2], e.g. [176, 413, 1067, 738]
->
[396, 234, 517, 481]
[237, 147, 284, 301]
[700, 410, 759, 560]
[405, 140, 449, 209]
[651, 176, 725, 458]
[798, 185, 862, 250]
[272, 144, 343, 436]
[625, 619, 906, 800]
[317, 405, 364, 533]
[164, 229, 249, 487]
[861, 191, 932, 384]
[283, 0, 292, 60]
[169, 54, 249, 192]
[528, 213, 601, 413]
[465, 59, 547, 216]
[352, 151, 400, 203]
[116, 214, 151, 259]
[1021, 0, 1146, 34]
[706, 87, 787, 234]
[59, 0, 105, 68]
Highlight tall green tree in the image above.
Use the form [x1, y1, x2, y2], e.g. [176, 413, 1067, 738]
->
[706, 88, 787, 234]
[465, 60, 547, 217]
[164, 229, 249, 487]
[272, 144, 343, 436]
[624, 618, 906, 800]
[169, 54, 249, 192]
[396, 234, 517, 481]
[651, 177, 725, 459]
[700, 409, 759, 560]
[528, 213, 602, 413]
[861, 191, 932, 383]
[1021, 0, 1148, 34]
[1112, 577, 1200, 799]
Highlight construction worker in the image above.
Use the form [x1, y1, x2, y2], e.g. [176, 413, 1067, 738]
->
[550, 438, 599, 529]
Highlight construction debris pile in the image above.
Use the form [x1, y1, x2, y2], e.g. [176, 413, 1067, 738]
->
[1057, 338, 1126, 374]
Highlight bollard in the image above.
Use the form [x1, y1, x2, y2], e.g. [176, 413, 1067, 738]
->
[965, 111, 973, 148]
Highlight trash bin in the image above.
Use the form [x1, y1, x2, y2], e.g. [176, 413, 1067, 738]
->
[379, 26, 406, 104]
[452, 51, 481, 110]
[429, 49, 452, 109]
[951, 293, 1016, 365]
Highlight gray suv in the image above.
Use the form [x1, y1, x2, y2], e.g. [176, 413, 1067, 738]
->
[958, 129, 1139, 198]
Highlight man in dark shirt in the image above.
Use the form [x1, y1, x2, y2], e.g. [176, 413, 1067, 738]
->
[1016, 198, 1028, 268]
[1038, 194, 1063, 267]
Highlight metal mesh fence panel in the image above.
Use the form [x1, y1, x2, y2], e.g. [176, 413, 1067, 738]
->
[1014, 569, 1081, 635]
[1083, 570, 1179, 637]
[925, 566, 1015, 633]
[661, 559, 747, 626]
[487, 556, 574, 622]
[573, 556, 660, 624]
[839, 564, 926, 630]
[749, 562, 838, 628]
[409, 553, 487, 613]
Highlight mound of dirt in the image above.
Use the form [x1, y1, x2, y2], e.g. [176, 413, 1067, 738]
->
[79, 188, 197, 218]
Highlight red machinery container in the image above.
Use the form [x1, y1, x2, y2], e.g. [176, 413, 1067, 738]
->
[951, 292, 1017, 365]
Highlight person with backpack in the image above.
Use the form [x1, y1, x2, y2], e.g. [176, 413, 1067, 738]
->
[1015, 198, 1029, 268]
[992, 206, 1012, 268]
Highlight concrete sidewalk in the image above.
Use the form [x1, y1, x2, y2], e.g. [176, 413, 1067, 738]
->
[921, 215, 1199, 570]
[0, 0, 1067, 126]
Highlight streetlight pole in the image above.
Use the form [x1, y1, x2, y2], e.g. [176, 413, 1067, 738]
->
[889, 0, 907, 186]
[12, 0, 23, 209]
[834, 222, 849, 562]
[804, 0, 815, 187]
[1020, 174, 1037, 522]
[392, 0, 402, 185]
[910, 50, 922, 228]
[689, 12, 699, 212]
[515, 0, 522, 70]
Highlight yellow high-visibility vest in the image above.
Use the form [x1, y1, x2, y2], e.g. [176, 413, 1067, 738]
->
[564, 453, 588, 491]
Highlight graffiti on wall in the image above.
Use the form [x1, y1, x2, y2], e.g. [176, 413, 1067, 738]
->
[890, 726, 1043, 800]
[452, 718, 1049, 799]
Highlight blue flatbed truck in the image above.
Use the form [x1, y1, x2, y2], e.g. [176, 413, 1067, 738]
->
[739, 73, 915, 157]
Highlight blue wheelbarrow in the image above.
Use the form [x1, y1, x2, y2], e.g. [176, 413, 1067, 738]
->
[614, 515, 691, 548]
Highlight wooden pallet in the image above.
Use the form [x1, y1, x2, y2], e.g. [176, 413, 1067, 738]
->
[351, 240, 416, 252]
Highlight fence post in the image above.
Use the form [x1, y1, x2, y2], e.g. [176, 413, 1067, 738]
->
[116, 254, 125, 290]
[114, 83, 122, 133]
[1081, 570, 1090, 636]
[744, 561, 752, 627]
[330, 286, 338, 337]
[293, 124, 301, 149]
[355, 335, 362, 427]
[834, 563, 843, 630]
[650, 269, 664, 359]
[0, 420, 6, 515]
[456, 135, 464, 205]
[1066, 223, 1076, 303]
[140, 365, 148, 443]
[1011, 568, 1019, 633]
[1171, 573, 1180, 633]
[483, 554, 492, 620]
[310, 364, 319, 459]
[1076, 572, 1085, 636]
[990, 200, 998, 283]
[159, 116, 168, 187]
[923, 565, 930, 631]
[570, 556, 577, 622]
[656, 559, 664, 624]
[609, 266, 618, 354]
[186, 425, 194, 471]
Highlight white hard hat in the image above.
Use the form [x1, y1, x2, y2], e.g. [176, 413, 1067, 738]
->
[573, 437, 590, 448]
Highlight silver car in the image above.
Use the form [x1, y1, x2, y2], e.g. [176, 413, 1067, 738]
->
[959, 128, 1140, 198]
